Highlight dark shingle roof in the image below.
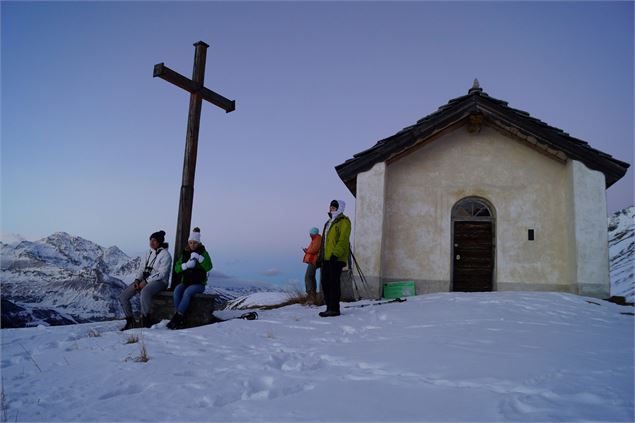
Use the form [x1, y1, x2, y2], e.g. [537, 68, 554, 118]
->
[335, 84, 630, 196]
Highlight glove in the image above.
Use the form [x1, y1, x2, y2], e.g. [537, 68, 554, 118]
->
[180, 259, 197, 271]
[190, 252, 204, 263]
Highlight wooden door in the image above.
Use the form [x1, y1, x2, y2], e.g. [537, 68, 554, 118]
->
[452, 221, 493, 292]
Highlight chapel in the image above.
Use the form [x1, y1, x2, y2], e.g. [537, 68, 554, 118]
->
[336, 81, 630, 299]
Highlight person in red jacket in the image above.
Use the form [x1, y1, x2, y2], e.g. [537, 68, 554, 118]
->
[303, 227, 322, 304]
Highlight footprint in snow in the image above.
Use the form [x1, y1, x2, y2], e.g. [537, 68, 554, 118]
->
[43, 340, 63, 350]
[98, 384, 144, 400]
[195, 396, 213, 408]
[173, 370, 197, 377]
[241, 376, 275, 400]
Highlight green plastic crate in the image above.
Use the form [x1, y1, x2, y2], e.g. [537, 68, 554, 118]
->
[383, 281, 416, 299]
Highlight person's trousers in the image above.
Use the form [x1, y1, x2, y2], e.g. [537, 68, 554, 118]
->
[173, 283, 205, 315]
[119, 280, 167, 318]
[304, 263, 317, 295]
[322, 259, 345, 313]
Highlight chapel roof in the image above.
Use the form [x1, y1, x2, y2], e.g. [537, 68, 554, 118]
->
[335, 80, 630, 196]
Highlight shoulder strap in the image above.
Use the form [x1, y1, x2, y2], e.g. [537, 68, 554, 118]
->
[146, 248, 162, 269]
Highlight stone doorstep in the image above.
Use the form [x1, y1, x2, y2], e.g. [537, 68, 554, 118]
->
[151, 290, 216, 328]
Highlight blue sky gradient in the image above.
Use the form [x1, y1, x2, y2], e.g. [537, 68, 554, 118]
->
[2, 2, 633, 285]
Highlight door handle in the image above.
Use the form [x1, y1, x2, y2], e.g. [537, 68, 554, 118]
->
[456, 255, 461, 260]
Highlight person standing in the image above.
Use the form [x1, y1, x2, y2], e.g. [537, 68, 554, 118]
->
[302, 227, 322, 304]
[318, 200, 351, 317]
[119, 230, 172, 330]
[167, 227, 213, 329]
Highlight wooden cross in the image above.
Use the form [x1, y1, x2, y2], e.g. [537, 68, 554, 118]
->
[153, 41, 235, 287]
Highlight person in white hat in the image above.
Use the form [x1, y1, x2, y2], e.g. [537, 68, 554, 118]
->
[168, 227, 213, 329]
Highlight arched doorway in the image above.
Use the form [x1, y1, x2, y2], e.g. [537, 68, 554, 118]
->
[451, 197, 495, 292]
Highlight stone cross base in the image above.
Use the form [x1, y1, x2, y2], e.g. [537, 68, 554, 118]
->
[151, 290, 216, 328]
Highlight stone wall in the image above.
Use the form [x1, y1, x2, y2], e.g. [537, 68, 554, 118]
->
[152, 291, 216, 327]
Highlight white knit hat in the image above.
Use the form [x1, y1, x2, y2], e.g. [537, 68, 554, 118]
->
[188, 227, 201, 243]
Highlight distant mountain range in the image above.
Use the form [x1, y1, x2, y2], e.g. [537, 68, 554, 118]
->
[608, 205, 634, 302]
[0, 232, 278, 328]
[1, 232, 138, 327]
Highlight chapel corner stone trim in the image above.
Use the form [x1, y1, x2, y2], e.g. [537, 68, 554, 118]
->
[566, 160, 610, 298]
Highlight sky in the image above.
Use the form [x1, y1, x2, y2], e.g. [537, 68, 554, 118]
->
[2, 1, 633, 286]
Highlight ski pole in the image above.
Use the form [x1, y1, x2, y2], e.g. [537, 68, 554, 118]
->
[344, 298, 407, 309]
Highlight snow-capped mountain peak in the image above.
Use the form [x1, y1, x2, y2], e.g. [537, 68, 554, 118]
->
[609, 205, 634, 302]
[0, 232, 26, 246]
[1, 233, 139, 327]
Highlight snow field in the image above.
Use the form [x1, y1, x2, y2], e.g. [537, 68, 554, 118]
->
[1, 292, 633, 422]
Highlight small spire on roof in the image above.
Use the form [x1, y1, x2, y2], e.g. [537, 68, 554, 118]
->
[469, 78, 482, 94]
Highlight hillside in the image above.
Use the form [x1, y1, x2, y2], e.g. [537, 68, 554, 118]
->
[1, 292, 632, 422]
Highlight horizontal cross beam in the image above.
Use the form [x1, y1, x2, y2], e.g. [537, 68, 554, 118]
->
[153, 63, 236, 113]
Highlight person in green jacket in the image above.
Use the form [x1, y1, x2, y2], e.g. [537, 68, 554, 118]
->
[318, 199, 351, 317]
[167, 227, 213, 329]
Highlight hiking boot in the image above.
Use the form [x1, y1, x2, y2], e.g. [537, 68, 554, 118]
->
[319, 310, 340, 318]
[166, 314, 177, 330]
[120, 317, 135, 331]
[140, 314, 155, 329]
[166, 313, 185, 330]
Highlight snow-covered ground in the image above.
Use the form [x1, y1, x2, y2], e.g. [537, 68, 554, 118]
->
[1, 292, 632, 422]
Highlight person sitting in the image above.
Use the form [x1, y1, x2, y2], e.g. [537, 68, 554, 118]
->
[119, 230, 172, 330]
[167, 227, 213, 329]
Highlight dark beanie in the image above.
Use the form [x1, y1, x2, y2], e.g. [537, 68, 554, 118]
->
[330, 200, 339, 210]
[150, 230, 166, 244]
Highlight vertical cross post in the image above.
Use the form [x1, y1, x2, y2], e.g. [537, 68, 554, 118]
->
[174, 41, 207, 280]
[154, 41, 235, 288]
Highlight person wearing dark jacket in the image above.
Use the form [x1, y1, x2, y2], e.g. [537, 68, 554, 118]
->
[167, 227, 213, 329]
[119, 230, 172, 330]
[318, 200, 351, 317]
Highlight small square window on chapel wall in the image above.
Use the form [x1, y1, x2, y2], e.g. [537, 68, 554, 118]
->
[528, 229, 535, 241]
